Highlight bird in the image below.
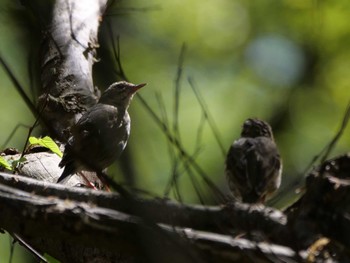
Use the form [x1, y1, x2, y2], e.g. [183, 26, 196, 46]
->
[57, 81, 146, 183]
[225, 118, 282, 204]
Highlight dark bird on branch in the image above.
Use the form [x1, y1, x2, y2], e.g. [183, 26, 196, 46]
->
[57, 81, 146, 183]
[225, 118, 282, 203]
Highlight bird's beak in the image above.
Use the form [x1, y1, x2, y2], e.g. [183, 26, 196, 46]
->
[132, 83, 147, 93]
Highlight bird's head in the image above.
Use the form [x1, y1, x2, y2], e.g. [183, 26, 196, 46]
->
[99, 81, 147, 108]
[240, 118, 273, 139]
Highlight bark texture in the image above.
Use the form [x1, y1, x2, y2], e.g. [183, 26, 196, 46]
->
[1, 154, 350, 262]
[38, 0, 106, 139]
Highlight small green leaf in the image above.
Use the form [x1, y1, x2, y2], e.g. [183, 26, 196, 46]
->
[40, 136, 63, 158]
[11, 157, 27, 169]
[0, 156, 12, 170]
[29, 136, 63, 158]
[28, 137, 40, 145]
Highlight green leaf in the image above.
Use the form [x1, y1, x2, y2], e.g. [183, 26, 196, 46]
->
[29, 136, 63, 158]
[0, 156, 12, 170]
[11, 157, 27, 170]
[28, 136, 40, 145]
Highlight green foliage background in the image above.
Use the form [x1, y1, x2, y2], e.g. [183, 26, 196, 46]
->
[0, 0, 350, 262]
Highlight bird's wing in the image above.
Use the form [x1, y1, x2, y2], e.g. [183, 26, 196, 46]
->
[60, 104, 119, 168]
[248, 137, 281, 200]
[73, 104, 120, 138]
[226, 138, 255, 195]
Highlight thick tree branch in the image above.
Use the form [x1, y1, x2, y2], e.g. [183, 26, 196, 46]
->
[3, 153, 350, 261]
[0, 171, 287, 238]
[0, 173, 300, 262]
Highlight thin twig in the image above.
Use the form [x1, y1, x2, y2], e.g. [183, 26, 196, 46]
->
[188, 77, 226, 157]
[155, 92, 181, 200]
[165, 43, 185, 199]
[170, 162, 183, 202]
[320, 101, 350, 163]
[137, 94, 225, 202]
[270, 100, 350, 206]
[109, 38, 225, 202]
[183, 156, 206, 205]
[0, 55, 36, 117]
[194, 112, 206, 155]
[108, 23, 127, 81]
[173, 44, 186, 143]
[1, 124, 31, 150]
[18, 98, 49, 163]
[12, 233, 48, 263]
[302, 100, 350, 176]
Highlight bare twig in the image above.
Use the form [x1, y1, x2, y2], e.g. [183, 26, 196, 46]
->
[19, 98, 49, 162]
[165, 45, 187, 200]
[0, 55, 36, 117]
[301, 100, 350, 177]
[270, 101, 350, 206]
[108, 37, 224, 202]
[108, 24, 128, 81]
[12, 233, 48, 263]
[188, 77, 226, 157]
[320, 101, 350, 163]
[173, 43, 186, 142]
[194, 113, 206, 154]
[155, 92, 182, 201]
[136, 93, 225, 202]
[1, 124, 31, 149]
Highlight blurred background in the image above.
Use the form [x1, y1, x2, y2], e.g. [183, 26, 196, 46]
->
[1, 0, 350, 261]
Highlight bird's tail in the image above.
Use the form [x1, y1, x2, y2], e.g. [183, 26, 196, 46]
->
[57, 162, 75, 183]
[242, 191, 264, 204]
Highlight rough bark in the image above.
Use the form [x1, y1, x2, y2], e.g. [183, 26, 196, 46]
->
[38, 0, 106, 139]
[2, 154, 350, 261]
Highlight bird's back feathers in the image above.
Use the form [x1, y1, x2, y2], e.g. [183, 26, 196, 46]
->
[226, 136, 281, 203]
[57, 103, 130, 182]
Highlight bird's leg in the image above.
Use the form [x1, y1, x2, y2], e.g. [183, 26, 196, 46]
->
[103, 182, 111, 192]
[78, 170, 111, 192]
[78, 171, 98, 190]
[95, 172, 111, 192]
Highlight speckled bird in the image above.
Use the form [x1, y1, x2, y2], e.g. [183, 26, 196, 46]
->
[57, 81, 146, 183]
[225, 118, 282, 203]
